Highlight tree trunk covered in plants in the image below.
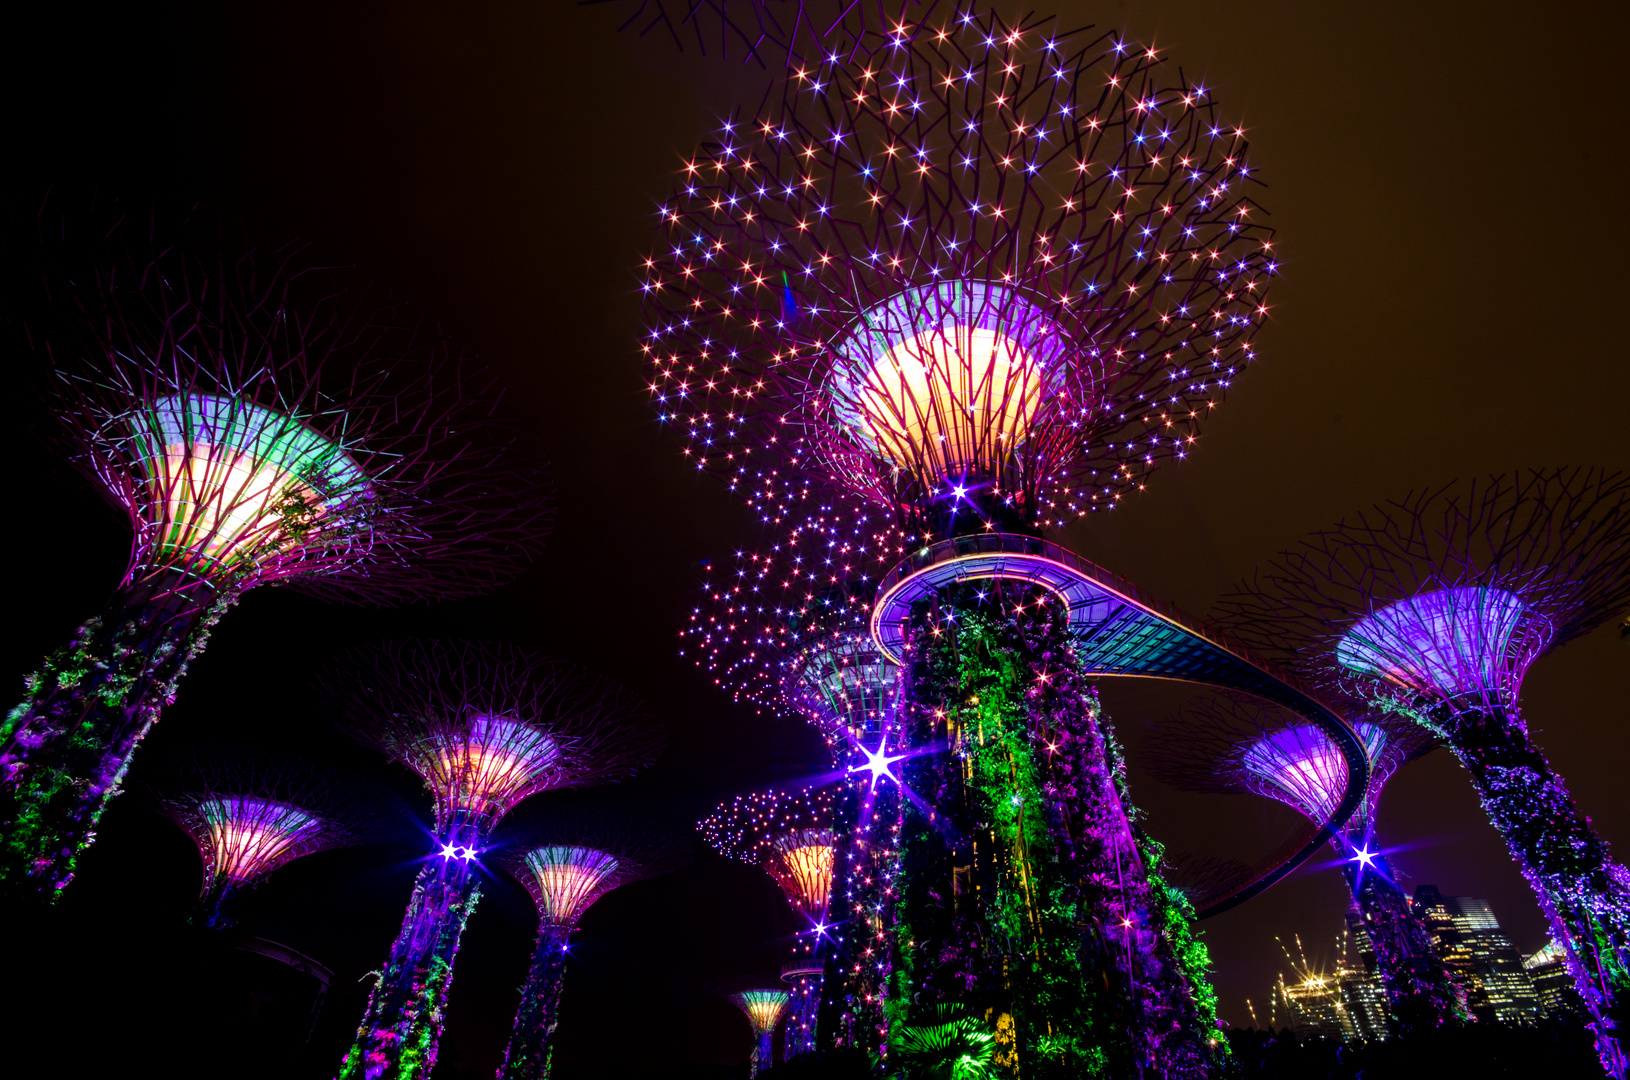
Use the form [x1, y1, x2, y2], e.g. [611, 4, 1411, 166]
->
[1430, 702, 1630, 1078]
[0, 579, 232, 899]
[498, 922, 572, 1080]
[889, 585, 1221, 1079]
[337, 849, 481, 1080]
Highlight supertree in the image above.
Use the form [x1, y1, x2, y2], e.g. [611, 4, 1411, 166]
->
[157, 749, 384, 929]
[492, 806, 689, 1080]
[646, 8, 1357, 1075]
[2, 230, 551, 900]
[683, 514, 910, 1058]
[728, 987, 792, 1077]
[1149, 694, 1466, 1032]
[322, 641, 663, 1080]
[1214, 468, 1630, 1077]
[701, 787, 838, 1060]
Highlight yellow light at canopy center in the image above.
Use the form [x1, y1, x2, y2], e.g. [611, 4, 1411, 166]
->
[852, 325, 1046, 484]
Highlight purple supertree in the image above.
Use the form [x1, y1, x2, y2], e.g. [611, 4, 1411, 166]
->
[492, 806, 687, 1080]
[323, 641, 663, 1080]
[158, 749, 384, 929]
[701, 787, 838, 1061]
[646, 8, 1292, 1073]
[1215, 468, 1630, 1076]
[1150, 694, 1467, 1032]
[2, 233, 551, 900]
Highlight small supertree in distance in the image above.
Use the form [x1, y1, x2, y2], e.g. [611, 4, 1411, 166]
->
[2, 228, 551, 901]
[1149, 693, 1467, 1032]
[158, 748, 385, 929]
[702, 787, 837, 1061]
[1215, 468, 1630, 1077]
[726, 987, 792, 1077]
[323, 641, 663, 1080]
[492, 804, 689, 1080]
[644, 10, 1351, 1073]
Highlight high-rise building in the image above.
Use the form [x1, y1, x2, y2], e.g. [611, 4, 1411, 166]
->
[1341, 912, 1392, 1039]
[1413, 886, 1539, 1024]
[1526, 940, 1587, 1019]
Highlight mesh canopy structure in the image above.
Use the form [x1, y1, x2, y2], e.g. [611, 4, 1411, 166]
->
[645, 6, 1274, 534]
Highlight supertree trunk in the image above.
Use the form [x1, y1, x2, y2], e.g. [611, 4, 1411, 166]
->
[497, 923, 572, 1080]
[1067, 700, 1221, 1078]
[890, 589, 1221, 1080]
[1430, 703, 1630, 1077]
[0, 577, 233, 898]
[1341, 856, 1466, 1031]
[749, 1028, 775, 1077]
[784, 970, 822, 1057]
[830, 780, 904, 1062]
[337, 852, 482, 1080]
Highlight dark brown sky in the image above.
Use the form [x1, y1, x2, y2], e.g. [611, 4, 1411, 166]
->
[3, 1, 1628, 1075]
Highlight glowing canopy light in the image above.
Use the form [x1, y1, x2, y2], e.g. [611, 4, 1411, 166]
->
[1336, 587, 1529, 701]
[1241, 722, 1387, 826]
[130, 393, 372, 575]
[520, 845, 622, 927]
[784, 629, 899, 746]
[699, 788, 836, 921]
[827, 281, 1068, 496]
[195, 796, 320, 885]
[408, 713, 562, 826]
[731, 990, 790, 1038]
[766, 831, 835, 922]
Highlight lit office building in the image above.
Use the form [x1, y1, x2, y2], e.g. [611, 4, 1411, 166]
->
[1413, 886, 1538, 1024]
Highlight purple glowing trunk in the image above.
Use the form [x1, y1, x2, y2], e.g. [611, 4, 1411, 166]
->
[337, 843, 482, 1080]
[497, 923, 571, 1080]
[1434, 704, 1630, 1078]
[783, 968, 823, 1058]
[0, 576, 230, 899]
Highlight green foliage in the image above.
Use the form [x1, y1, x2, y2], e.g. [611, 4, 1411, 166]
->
[896, 1006, 998, 1080]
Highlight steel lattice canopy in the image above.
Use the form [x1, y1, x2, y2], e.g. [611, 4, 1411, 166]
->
[871, 532, 1367, 917]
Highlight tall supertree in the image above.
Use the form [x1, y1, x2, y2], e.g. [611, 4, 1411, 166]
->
[157, 749, 383, 929]
[702, 787, 838, 1060]
[492, 806, 688, 1080]
[322, 641, 663, 1080]
[645, 9, 1341, 1075]
[2, 231, 551, 900]
[728, 987, 792, 1077]
[1150, 694, 1466, 1032]
[1215, 468, 1630, 1077]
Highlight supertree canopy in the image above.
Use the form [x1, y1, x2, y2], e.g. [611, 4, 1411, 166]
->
[1151, 694, 1466, 1032]
[493, 806, 688, 1080]
[158, 749, 383, 929]
[645, 6, 1274, 536]
[646, 11, 1339, 1076]
[702, 787, 837, 1059]
[729, 988, 792, 1077]
[324, 641, 663, 1080]
[1, 233, 552, 901]
[1215, 468, 1630, 1076]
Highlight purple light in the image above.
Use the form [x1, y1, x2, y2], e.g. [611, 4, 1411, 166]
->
[1336, 587, 1529, 702]
[1239, 722, 1386, 826]
[848, 739, 907, 791]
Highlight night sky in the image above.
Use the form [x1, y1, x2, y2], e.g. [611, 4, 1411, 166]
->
[4, 2, 1628, 1077]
